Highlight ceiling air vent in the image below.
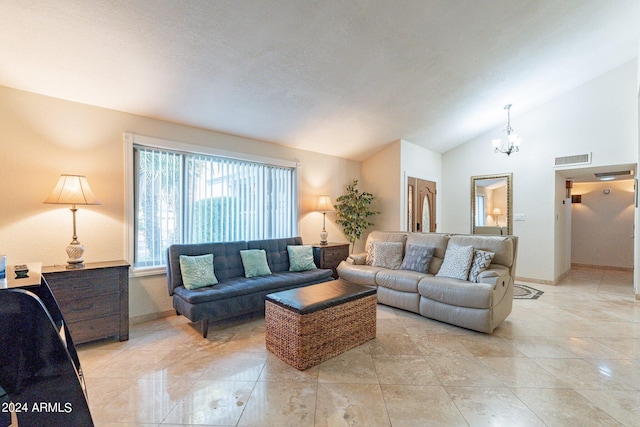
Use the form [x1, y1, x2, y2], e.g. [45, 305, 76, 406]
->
[593, 170, 632, 178]
[553, 153, 591, 167]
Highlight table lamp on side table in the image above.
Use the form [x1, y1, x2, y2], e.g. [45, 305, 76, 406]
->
[44, 174, 101, 269]
[315, 195, 334, 245]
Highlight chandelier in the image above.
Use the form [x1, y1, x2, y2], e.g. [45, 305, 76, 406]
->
[492, 104, 521, 156]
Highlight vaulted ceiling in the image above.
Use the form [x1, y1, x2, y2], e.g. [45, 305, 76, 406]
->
[1, 0, 638, 160]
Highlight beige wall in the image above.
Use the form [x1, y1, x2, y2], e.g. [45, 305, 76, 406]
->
[571, 180, 635, 269]
[361, 140, 402, 236]
[400, 140, 442, 231]
[361, 139, 442, 242]
[0, 85, 360, 320]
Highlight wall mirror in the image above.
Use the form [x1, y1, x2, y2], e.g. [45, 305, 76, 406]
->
[471, 173, 513, 235]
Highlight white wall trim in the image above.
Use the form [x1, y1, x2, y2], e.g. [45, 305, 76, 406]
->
[124, 133, 135, 270]
[127, 132, 298, 168]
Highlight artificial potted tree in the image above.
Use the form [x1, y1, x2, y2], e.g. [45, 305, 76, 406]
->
[334, 179, 379, 253]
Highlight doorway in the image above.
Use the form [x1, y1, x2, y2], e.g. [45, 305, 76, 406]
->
[570, 179, 635, 269]
[558, 163, 636, 294]
[407, 177, 436, 232]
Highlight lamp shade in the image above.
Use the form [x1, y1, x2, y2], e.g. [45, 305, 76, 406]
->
[44, 174, 101, 205]
[492, 208, 502, 215]
[315, 195, 334, 212]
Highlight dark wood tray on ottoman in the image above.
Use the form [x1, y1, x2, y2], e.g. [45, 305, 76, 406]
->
[265, 279, 377, 370]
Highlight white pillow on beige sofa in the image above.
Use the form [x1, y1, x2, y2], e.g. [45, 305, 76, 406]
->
[436, 245, 474, 280]
[371, 241, 403, 269]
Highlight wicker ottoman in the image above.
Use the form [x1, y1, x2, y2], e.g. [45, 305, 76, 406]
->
[265, 279, 377, 370]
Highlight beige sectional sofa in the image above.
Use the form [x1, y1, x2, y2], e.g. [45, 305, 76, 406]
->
[336, 231, 518, 333]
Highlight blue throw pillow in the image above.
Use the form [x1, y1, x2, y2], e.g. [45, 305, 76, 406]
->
[240, 249, 273, 278]
[400, 245, 435, 273]
[287, 245, 317, 272]
[179, 254, 218, 290]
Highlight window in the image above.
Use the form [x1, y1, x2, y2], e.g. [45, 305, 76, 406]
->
[475, 195, 486, 226]
[128, 134, 298, 271]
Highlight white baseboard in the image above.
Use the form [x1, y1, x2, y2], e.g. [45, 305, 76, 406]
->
[571, 263, 633, 272]
[515, 276, 557, 286]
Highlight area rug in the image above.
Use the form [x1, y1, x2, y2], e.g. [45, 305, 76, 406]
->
[513, 283, 544, 299]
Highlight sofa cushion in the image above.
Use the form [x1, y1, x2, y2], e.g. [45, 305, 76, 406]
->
[248, 237, 303, 273]
[436, 246, 474, 280]
[418, 276, 495, 309]
[167, 241, 249, 295]
[371, 241, 403, 269]
[406, 233, 449, 275]
[468, 249, 495, 282]
[428, 257, 444, 275]
[336, 262, 386, 286]
[376, 269, 429, 293]
[179, 254, 218, 289]
[365, 231, 407, 265]
[448, 235, 513, 268]
[406, 233, 449, 259]
[240, 249, 272, 278]
[174, 270, 332, 304]
[378, 286, 421, 313]
[400, 244, 434, 273]
[287, 245, 316, 272]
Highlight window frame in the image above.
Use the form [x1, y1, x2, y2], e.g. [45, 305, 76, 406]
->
[475, 195, 486, 227]
[124, 133, 300, 277]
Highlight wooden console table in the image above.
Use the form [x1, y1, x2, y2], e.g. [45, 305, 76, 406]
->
[42, 260, 129, 344]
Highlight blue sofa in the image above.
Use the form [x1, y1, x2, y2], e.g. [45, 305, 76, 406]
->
[166, 237, 333, 337]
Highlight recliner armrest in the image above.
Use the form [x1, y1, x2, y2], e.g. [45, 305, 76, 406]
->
[477, 270, 499, 280]
[477, 268, 511, 287]
[348, 253, 367, 265]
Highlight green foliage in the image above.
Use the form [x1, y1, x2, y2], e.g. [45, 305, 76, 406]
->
[191, 196, 236, 243]
[334, 179, 379, 248]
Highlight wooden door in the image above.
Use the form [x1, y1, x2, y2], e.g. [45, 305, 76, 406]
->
[407, 177, 436, 232]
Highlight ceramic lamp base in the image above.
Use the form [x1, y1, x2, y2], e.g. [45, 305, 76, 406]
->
[66, 241, 85, 269]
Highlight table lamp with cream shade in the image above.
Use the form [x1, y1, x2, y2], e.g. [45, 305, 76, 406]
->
[492, 207, 502, 226]
[315, 195, 334, 245]
[44, 174, 101, 269]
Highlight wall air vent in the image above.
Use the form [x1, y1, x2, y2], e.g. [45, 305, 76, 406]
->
[593, 170, 632, 178]
[553, 153, 591, 167]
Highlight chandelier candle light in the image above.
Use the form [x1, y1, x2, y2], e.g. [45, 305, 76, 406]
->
[492, 104, 521, 156]
[44, 174, 101, 269]
[315, 195, 334, 245]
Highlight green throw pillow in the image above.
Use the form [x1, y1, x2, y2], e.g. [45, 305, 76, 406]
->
[240, 249, 272, 278]
[287, 245, 317, 272]
[179, 254, 218, 290]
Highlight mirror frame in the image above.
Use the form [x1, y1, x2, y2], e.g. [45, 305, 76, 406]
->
[470, 172, 513, 235]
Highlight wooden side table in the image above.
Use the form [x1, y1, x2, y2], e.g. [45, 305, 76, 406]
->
[42, 260, 129, 344]
[312, 243, 350, 279]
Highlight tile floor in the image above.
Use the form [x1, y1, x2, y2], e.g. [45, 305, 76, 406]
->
[78, 267, 639, 426]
